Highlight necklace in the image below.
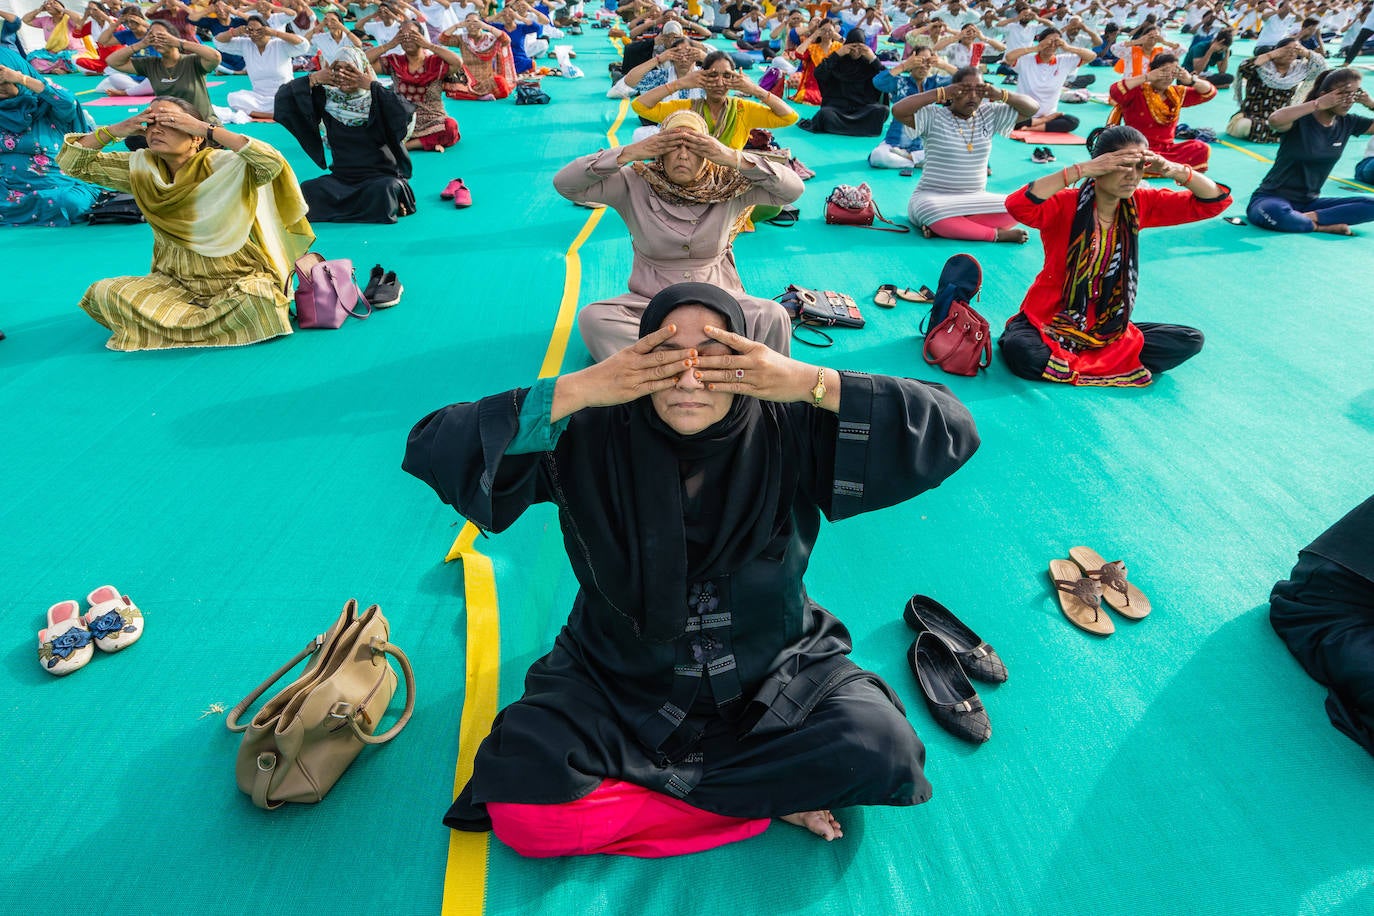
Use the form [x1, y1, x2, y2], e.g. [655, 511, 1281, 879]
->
[951, 109, 980, 152]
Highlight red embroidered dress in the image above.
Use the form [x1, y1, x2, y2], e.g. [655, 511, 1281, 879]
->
[1005, 183, 1231, 386]
[1108, 80, 1215, 169]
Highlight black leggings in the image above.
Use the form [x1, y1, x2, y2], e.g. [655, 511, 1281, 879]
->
[998, 313, 1204, 381]
[1345, 29, 1373, 65]
[1016, 114, 1080, 133]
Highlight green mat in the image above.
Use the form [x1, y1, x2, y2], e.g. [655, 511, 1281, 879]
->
[2, 30, 1373, 916]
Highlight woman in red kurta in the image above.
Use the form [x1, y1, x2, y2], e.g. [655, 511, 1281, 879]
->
[1000, 125, 1232, 387]
[1107, 54, 1216, 170]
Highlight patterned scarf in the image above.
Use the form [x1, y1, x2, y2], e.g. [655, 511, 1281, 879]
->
[323, 47, 375, 127]
[631, 158, 754, 206]
[1046, 180, 1139, 352]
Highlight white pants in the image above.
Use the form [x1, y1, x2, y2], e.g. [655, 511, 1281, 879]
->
[226, 85, 282, 114]
[98, 70, 153, 95]
[868, 143, 924, 168]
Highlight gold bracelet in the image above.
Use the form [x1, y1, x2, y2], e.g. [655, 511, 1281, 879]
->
[95, 126, 115, 146]
[1000, 88, 1010, 102]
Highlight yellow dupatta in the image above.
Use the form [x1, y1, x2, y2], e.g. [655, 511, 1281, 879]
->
[44, 14, 71, 53]
[128, 144, 314, 288]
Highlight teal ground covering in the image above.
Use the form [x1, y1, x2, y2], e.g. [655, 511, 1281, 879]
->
[2, 30, 1373, 916]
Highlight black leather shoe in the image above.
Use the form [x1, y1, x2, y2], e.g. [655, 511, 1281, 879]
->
[904, 594, 1007, 684]
[362, 264, 384, 302]
[908, 632, 991, 744]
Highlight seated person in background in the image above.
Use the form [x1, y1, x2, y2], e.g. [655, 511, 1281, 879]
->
[1247, 68, 1374, 235]
[0, 52, 101, 226]
[934, 21, 1004, 70]
[22, 0, 91, 74]
[274, 47, 418, 223]
[894, 66, 1039, 240]
[789, 17, 842, 104]
[1228, 39, 1327, 143]
[999, 125, 1231, 387]
[85, 6, 155, 97]
[214, 14, 307, 120]
[554, 111, 802, 361]
[309, 10, 365, 65]
[869, 46, 954, 168]
[1090, 22, 1122, 67]
[633, 50, 799, 149]
[440, 14, 517, 100]
[368, 21, 464, 151]
[1270, 494, 1374, 757]
[490, 1, 548, 74]
[1357, 134, 1374, 185]
[56, 98, 313, 351]
[1107, 55, 1215, 171]
[1185, 26, 1234, 87]
[107, 20, 222, 123]
[402, 280, 980, 858]
[1110, 20, 1180, 78]
[1004, 27, 1096, 132]
[613, 26, 705, 103]
[798, 28, 887, 136]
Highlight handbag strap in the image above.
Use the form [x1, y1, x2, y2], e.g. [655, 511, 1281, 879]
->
[861, 201, 911, 233]
[342, 638, 416, 745]
[322, 264, 373, 320]
[225, 636, 323, 733]
[791, 319, 835, 347]
[252, 752, 284, 810]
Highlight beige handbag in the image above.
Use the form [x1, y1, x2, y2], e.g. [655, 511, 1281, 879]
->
[226, 600, 415, 810]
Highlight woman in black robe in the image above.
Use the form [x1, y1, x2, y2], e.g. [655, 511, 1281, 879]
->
[798, 29, 889, 137]
[272, 47, 417, 224]
[1271, 495, 1374, 756]
[403, 281, 981, 857]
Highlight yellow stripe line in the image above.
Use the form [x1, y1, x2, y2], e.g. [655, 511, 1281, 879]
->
[1217, 139, 1374, 193]
[438, 96, 630, 916]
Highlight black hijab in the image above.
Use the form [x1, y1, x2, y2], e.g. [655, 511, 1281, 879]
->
[558, 283, 788, 642]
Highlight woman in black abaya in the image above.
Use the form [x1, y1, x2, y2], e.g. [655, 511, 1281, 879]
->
[403, 282, 980, 857]
[273, 47, 417, 224]
[798, 29, 890, 137]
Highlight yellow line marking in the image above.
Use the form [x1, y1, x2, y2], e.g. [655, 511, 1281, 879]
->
[438, 96, 630, 916]
[1217, 139, 1374, 193]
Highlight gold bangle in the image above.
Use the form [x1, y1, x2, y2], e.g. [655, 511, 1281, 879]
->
[1000, 88, 1010, 102]
[95, 126, 115, 146]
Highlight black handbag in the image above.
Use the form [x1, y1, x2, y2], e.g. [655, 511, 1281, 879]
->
[514, 80, 551, 105]
[86, 191, 145, 225]
[777, 285, 864, 347]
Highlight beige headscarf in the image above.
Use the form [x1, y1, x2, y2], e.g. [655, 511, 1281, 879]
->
[631, 110, 754, 206]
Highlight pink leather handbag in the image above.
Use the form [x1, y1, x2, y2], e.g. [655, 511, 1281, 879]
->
[293, 253, 371, 329]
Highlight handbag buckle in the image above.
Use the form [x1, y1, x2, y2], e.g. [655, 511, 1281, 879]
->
[257, 752, 276, 772]
[328, 701, 354, 721]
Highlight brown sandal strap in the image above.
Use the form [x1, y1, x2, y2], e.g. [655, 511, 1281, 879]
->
[1054, 577, 1104, 622]
[1084, 560, 1130, 604]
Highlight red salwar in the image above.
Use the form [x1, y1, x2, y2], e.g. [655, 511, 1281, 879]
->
[488, 779, 771, 858]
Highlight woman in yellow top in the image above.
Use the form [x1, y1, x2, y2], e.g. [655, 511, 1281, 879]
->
[632, 50, 799, 149]
[56, 97, 313, 351]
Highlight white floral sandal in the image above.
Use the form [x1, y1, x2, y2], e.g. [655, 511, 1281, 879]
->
[83, 586, 144, 652]
[38, 600, 95, 676]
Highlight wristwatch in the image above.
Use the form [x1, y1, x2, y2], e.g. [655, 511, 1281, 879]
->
[810, 368, 827, 407]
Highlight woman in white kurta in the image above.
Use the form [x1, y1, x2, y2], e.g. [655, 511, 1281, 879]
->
[894, 67, 1039, 242]
[215, 15, 307, 118]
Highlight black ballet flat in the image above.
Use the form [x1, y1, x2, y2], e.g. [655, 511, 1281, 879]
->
[908, 632, 991, 744]
[904, 594, 1008, 684]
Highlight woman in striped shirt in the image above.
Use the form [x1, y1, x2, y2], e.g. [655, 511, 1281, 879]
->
[893, 66, 1039, 241]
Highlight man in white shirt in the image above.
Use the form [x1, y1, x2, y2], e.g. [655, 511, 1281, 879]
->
[936, 0, 978, 30]
[1342, 2, 1374, 64]
[1255, 2, 1300, 51]
[1003, 26, 1096, 131]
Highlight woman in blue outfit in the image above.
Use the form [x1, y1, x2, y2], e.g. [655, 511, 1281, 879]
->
[1246, 68, 1374, 236]
[0, 50, 100, 227]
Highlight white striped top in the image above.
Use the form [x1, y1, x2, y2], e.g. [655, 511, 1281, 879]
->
[906, 102, 1018, 226]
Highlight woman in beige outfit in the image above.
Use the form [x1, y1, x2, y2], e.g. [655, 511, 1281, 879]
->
[554, 110, 803, 362]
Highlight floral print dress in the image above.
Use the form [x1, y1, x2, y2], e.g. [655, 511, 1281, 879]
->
[0, 72, 100, 227]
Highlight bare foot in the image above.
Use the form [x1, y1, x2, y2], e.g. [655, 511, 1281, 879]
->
[105, 88, 127, 97]
[1301, 211, 1319, 228]
[996, 227, 1029, 243]
[1314, 222, 1353, 235]
[781, 810, 843, 841]
[920, 225, 933, 239]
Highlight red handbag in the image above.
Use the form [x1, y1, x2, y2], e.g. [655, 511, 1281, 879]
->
[824, 183, 910, 232]
[923, 301, 992, 376]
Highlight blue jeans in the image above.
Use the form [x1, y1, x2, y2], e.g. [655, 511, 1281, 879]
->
[1247, 194, 1374, 232]
[1356, 157, 1374, 185]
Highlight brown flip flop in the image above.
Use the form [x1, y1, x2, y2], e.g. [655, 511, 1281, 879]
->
[874, 284, 898, 308]
[1049, 559, 1114, 636]
[1069, 547, 1151, 619]
[895, 285, 934, 303]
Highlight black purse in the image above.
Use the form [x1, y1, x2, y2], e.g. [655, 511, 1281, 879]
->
[86, 191, 145, 225]
[777, 285, 864, 347]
